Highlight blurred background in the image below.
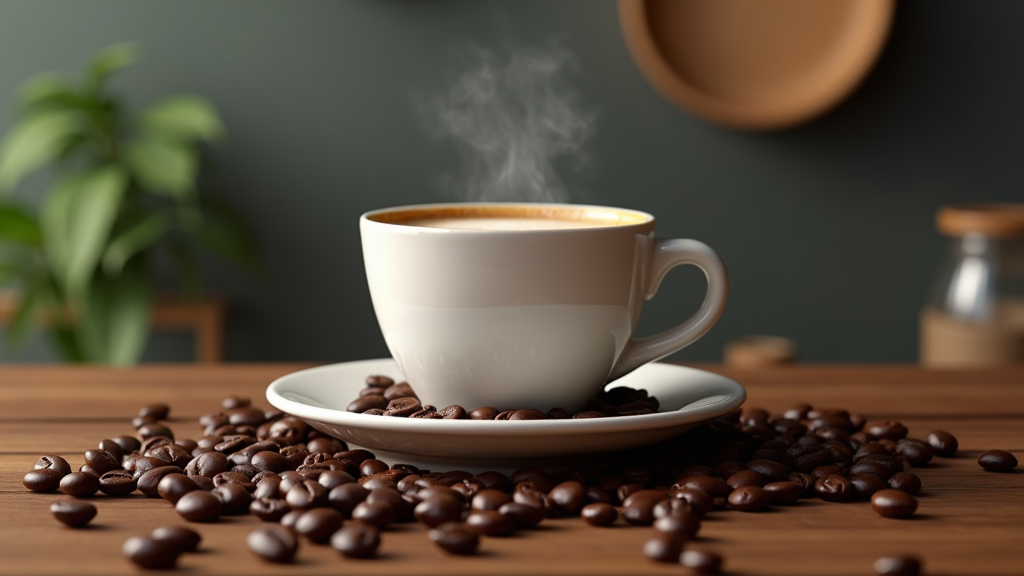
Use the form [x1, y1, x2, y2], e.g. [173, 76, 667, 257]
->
[1, 0, 1022, 364]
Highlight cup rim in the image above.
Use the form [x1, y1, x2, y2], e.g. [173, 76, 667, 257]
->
[360, 202, 655, 233]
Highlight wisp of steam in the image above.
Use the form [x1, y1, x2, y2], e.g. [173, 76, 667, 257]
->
[427, 44, 596, 203]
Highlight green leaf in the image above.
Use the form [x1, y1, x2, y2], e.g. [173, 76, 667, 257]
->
[50, 326, 85, 363]
[6, 288, 37, 346]
[0, 203, 42, 245]
[41, 166, 127, 296]
[77, 261, 150, 365]
[139, 95, 223, 143]
[0, 109, 81, 191]
[168, 236, 203, 299]
[0, 261, 23, 287]
[102, 212, 169, 275]
[17, 74, 83, 112]
[84, 43, 139, 94]
[124, 138, 197, 198]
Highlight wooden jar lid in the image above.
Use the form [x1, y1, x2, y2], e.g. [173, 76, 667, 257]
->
[937, 204, 1024, 238]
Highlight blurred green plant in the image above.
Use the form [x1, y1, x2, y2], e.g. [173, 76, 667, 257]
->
[0, 44, 262, 364]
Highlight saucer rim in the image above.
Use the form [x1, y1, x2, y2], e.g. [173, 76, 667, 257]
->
[265, 358, 746, 437]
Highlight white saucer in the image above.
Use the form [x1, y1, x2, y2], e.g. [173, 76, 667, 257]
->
[266, 359, 745, 472]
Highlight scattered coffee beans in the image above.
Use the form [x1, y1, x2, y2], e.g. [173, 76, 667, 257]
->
[873, 554, 922, 576]
[428, 521, 479, 555]
[643, 532, 685, 563]
[978, 449, 1018, 472]
[123, 536, 180, 569]
[59, 471, 100, 497]
[871, 489, 918, 518]
[151, 526, 202, 553]
[248, 525, 299, 563]
[50, 501, 97, 527]
[294, 508, 344, 543]
[175, 490, 223, 522]
[925, 430, 958, 457]
[581, 502, 618, 526]
[680, 549, 723, 574]
[331, 522, 382, 558]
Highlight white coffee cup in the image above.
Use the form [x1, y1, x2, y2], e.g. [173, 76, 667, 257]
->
[360, 202, 727, 413]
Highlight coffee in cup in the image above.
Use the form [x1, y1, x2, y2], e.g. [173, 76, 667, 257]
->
[360, 202, 727, 413]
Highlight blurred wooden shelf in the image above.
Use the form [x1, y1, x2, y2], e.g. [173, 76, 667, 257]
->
[0, 291, 225, 363]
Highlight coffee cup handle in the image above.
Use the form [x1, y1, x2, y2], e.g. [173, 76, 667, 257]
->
[608, 238, 728, 381]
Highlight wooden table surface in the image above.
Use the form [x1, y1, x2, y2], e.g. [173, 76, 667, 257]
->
[1, 363, 1022, 575]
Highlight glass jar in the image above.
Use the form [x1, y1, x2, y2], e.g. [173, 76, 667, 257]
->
[920, 204, 1024, 367]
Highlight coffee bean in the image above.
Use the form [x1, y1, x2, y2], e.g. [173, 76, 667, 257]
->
[175, 490, 223, 522]
[329, 483, 370, 517]
[874, 554, 922, 576]
[680, 549, 724, 574]
[331, 521, 381, 558]
[383, 381, 417, 400]
[465, 509, 515, 536]
[348, 395, 389, 413]
[59, 471, 101, 497]
[509, 409, 548, 420]
[548, 480, 586, 515]
[123, 536, 180, 569]
[359, 459, 389, 477]
[653, 513, 700, 538]
[250, 497, 290, 522]
[850, 473, 888, 500]
[814, 474, 854, 503]
[896, 439, 933, 467]
[762, 481, 803, 505]
[286, 479, 329, 510]
[726, 469, 765, 489]
[227, 406, 266, 426]
[871, 489, 918, 518]
[867, 421, 908, 441]
[573, 502, 615, 526]
[35, 454, 72, 476]
[572, 411, 606, 419]
[366, 374, 394, 388]
[99, 470, 138, 497]
[383, 397, 422, 417]
[926, 430, 958, 457]
[138, 423, 175, 441]
[50, 500, 97, 527]
[727, 486, 771, 511]
[978, 449, 1018, 472]
[429, 521, 479, 555]
[24, 468, 65, 492]
[280, 509, 304, 528]
[498, 501, 546, 529]
[622, 489, 668, 525]
[248, 525, 299, 563]
[888, 472, 922, 495]
[319, 470, 355, 491]
[668, 486, 714, 517]
[151, 526, 201, 553]
[187, 450, 229, 477]
[415, 495, 464, 528]
[469, 407, 499, 420]
[211, 482, 252, 514]
[158, 473, 199, 504]
[139, 403, 171, 420]
[644, 532, 684, 563]
[351, 500, 396, 528]
[745, 460, 790, 483]
[295, 507, 344, 543]
[213, 471, 254, 491]
[674, 475, 730, 498]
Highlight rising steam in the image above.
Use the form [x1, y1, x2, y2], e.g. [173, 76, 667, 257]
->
[427, 44, 596, 203]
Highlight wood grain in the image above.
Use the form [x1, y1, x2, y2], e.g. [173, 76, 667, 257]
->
[1, 363, 1022, 575]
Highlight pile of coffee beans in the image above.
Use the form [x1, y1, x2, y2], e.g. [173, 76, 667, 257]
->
[21, 386, 1020, 574]
[346, 375, 660, 419]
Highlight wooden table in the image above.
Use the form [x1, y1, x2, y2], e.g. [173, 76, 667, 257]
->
[1, 364, 1021, 575]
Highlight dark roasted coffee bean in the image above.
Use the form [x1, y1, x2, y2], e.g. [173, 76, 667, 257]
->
[227, 407, 265, 427]
[410, 407, 444, 419]
[874, 554, 922, 576]
[359, 459, 389, 477]
[653, 513, 700, 538]
[331, 521, 380, 558]
[123, 535, 180, 569]
[141, 435, 174, 453]
[280, 509, 304, 528]
[680, 549, 724, 574]
[465, 509, 515, 536]
[146, 443, 193, 468]
[415, 495, 464, 528]
[151, 526, 201, 553]
[383, 397, 421, 417]
[888, 471, 922, 495]
[175, 490, 222, 522]
[268, 417, 309, 445]
[139, 403, 171, 420]
[472, 489, 511, 511]
[978, 449, 1018, 472]
[133, 415, 159, 429]
[366, 374, 394, 388]
[499, 501, 546, 529]
[474, 471, 512, 492]
[51, 500, 97, 527]
[848, 458, 897, 481]
[867, 421, 908, 441]
[187, 451, 229, 477]
[83, 449, 121, 474]
[295, 507, 344, 543]
[24, 467, 65, 492]
[175, 439, 198, 454]
[212, 482, 252, 514]
[383, 381, 417, 400]
[644, 532, 684, 563]
[113, 435, 142, 454]
[744, 460, 790, 483]
[429, 521, 479, 555]
[548, 480, 586, 515]
[351, 500, 396, 528]
[509, 409, 547, 420]
[138, 423, 175, 441]
[547, 407, 570, 419]
[347, 394, 389, 413]
[622, 489, 668, 525]
[494, 410, 515, 420]
[319, 470, 356, 491]
[362, 408, 385, 415]
[286, 480, 328, 510]
[136, 466, 183, 497]
[896, 439, 933, 467]
[248, 525, 298, 563]
[212, 471, 254, 491]
[850, 473, 888, 500]
[572, 411, 606, 419]
[674, 475, 730, 498]
[653, 497, 692, 520]
[329, 483, 370, 517]
[250, 495, 289, 521]
[468, 407, 499, 420]
[668, 487, 714, 517]
[926, 430, 958, 457]
[871, 489, 918, 518]
[35, 455, 72, 476]
[99, 470, 137, 497]
[814, 474, 854, 502]
[727, 486, 771, 511]
[59, 471, 101, 497]
[158, 473, 199, 503]
[726, 469, 765, 489]
[762, 481, 802, 505]
[788, 472, 815, 495]
[192, 475, 214, 491]
[794, 450, 834, 473]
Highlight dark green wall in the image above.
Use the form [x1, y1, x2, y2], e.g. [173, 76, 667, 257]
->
[2, 1, 1022, 363]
